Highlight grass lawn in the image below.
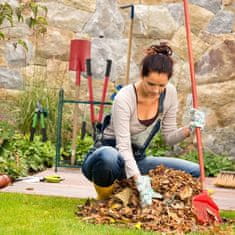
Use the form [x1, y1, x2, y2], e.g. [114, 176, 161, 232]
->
[0, 192, 234, 235]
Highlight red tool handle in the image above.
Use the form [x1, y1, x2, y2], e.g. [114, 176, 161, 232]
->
[76, 70, 81, 86]
[86, 59, 96, 124]
[183, 0, 205, 188]
[98, 60, 112, 122]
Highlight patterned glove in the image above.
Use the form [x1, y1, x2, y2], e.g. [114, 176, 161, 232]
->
[135, 175, 162, 207]
[189, 108, 205, 130]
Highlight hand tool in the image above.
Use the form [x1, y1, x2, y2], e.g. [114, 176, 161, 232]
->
[30, 101, 48, 142]
[86, 58, 112, 140]
[69, 39, 91, 165]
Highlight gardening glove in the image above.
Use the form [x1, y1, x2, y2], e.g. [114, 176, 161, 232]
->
[189, 108, 205, 131]
[135, 175, 162, 207]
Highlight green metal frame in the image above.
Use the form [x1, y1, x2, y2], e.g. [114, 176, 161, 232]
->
[55, 88, 111, 172]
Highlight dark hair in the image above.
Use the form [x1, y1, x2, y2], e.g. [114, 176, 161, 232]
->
[141, 44, 173, 79]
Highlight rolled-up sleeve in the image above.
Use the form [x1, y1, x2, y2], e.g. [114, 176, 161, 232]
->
[112, 95, 141, 178]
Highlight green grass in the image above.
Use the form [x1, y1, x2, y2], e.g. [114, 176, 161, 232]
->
[0, 192, 234, 235]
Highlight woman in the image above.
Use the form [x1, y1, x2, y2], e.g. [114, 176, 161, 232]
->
[82, 44, 205, 207]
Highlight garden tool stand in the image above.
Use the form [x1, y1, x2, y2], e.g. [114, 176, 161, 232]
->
[30, 102, 48, 142]
[54, 90, 112, 171]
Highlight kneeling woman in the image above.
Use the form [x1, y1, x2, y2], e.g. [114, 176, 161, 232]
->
[82, 44, 205, 207]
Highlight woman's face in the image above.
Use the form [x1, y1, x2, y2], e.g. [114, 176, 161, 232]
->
[142, 72, 168, 98]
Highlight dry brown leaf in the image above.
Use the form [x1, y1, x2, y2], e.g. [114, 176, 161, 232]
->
[110, 202, 122, 210]
[171, 201, 185, 209]
[113, 187, 133, 207]
[179, 186, 193, 200]
[77, 165, 221, 234]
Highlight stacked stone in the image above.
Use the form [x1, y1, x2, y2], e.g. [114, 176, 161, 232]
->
[0, 0, 234, 159]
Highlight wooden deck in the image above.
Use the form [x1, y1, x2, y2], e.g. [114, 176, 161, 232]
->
[1, 168, 234, 210]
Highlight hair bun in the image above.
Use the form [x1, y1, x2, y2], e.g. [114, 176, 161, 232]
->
[145, 43, 172, 56]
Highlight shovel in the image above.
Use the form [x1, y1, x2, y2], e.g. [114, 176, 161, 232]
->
[183, 0, 221, 224]
[69, 39, 91, 165]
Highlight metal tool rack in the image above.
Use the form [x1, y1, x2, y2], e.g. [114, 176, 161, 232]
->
[54, 88, 111, 172]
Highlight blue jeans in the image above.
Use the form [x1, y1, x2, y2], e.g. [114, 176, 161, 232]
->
[82, 146, 200, 187]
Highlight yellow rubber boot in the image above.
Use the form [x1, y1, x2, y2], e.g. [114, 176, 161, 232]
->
[94, 184, 114, 200]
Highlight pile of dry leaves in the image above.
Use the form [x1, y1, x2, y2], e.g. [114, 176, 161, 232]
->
[77, 166, 227, 234]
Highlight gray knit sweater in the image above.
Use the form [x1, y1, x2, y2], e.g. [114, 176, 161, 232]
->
[103, 83, 186, 178]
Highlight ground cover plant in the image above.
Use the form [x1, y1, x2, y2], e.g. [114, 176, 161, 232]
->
[0, 120, 54, 179]
[1, 117, 234, 180]
[0, 192, 234, 235]
[147, 134, 235, 177]
[61, 135, 94, 165]
[179, 150, 235, 176]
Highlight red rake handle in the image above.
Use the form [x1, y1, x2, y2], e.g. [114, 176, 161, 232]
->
[86, 59, 96, 124]
[183, 0, 205, 188]
[98, 60, 112, 123]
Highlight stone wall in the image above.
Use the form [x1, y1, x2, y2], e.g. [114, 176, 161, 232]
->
[0, 0, 235, 159]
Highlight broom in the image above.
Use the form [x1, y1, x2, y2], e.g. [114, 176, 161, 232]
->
[214, 171, 235, 188]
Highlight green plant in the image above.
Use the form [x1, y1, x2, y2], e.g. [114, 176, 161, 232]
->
[12, 134, 55, 172]
[0, 2, 13, 39]
[0, 120, 15, 146]
[146, 133, 171, 156]
[16, 1, 48, 35]
[15, 78, 58, 142]
[0, 130, 55, 179]
[0, 1, 48, 50]
[61, 135, 94, 164]
[178, 150, 235, 176]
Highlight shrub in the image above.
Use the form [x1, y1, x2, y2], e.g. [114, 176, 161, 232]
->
[0, 121, 55, 179]
[146, 132, 235, 177]
[146, 133, 171, 156]
[178, 150, 235, 176]
[61, 135, 94, 165]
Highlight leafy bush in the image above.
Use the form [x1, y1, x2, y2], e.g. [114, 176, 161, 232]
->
[178, 151, 235, 176]
[0, 120, 15, 145]
[146, 133, 171, 156]
[145, 132, 235, 177]
[12, 134, 55, 172]
[61, 136, 94, 164]
[0, 121, 55, 179]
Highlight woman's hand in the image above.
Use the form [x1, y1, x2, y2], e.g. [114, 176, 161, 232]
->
[189, 108, 205, 129]
[183, 108, 205, 137]
[135, 175, 162, 207]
